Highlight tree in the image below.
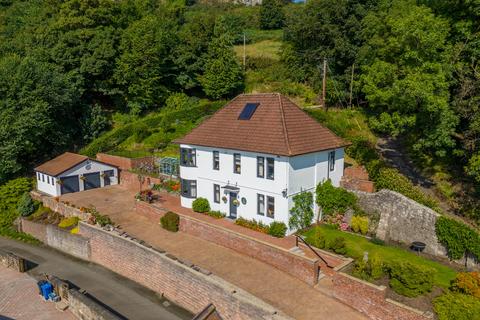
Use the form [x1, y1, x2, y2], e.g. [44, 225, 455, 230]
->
[0, 55, 80, 183]
[81, 104, 110, 143]
[282, 0, 374, 103]
[260, 0, 286, 30]
[199, 20, 244, 99]
[359, 1, 457, 157]
[289, 190, 314, 231]
[115, 14, 179, 112]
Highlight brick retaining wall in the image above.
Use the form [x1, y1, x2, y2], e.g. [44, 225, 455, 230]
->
[135, 201, 320, 286]
[0, 249, 26, 272]
[31, 191, 91, 220]
[96, 153, 154, 170]
[79, 222, 291, 320]
[330, 272, 428, 320]
[341, 166, 375, 193]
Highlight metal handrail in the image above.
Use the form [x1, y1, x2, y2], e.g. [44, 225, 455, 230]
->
[295, 234, 333, 268]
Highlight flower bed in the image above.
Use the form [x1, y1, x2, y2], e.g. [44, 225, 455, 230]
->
[152, 179, 180, 194]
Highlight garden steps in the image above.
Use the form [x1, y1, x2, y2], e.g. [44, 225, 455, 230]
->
[288, 246, 305, 256]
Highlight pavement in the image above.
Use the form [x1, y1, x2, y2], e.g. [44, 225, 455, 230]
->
[0, 237, 193, 320]
[61, 185, 367, 320]
[0, 265, 76, 320]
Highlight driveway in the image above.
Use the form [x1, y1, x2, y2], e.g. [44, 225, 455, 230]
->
[61, 186, 366, 320]
[0, 237, 192, 320]
[0, 265, 75, 320]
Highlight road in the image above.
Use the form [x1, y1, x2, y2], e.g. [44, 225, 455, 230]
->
[0, 237, 193, 320]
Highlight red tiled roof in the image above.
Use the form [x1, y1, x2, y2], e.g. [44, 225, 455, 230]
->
[174, 93, 349, 156]
[34, 152, 89, 176]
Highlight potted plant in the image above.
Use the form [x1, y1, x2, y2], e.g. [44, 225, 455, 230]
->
[232, 199, 240, 206]
[222, 196, 227, 203]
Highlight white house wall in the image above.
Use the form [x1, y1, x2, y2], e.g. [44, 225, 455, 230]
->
[179, 144, 290, 226]
[36, 172, 60, 197]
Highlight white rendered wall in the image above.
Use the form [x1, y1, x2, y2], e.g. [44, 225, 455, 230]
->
[36, 159, 118, 196]
[36, 172, 60, 197]
[179, 145, 289, 226]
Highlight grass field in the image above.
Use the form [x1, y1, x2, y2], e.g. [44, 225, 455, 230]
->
[303, 225, 457, 289]
[234, 39, 282, 60]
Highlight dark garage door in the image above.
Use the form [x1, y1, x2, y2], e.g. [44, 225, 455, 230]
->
[61, 176, 80, 195]
[84, 172, 101, 190]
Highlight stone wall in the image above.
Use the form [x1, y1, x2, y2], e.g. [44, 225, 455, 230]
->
[68, 289, 123, 320]
[135, 200, 320, 286]
[79, 222, 291, 320]
[31, 191, 91, 220]
[21, 219, 91, 260]
[354, 190, 446, 257]
[0, 249, 26, 272]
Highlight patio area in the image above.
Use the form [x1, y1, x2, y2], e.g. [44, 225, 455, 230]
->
[60, 185, 364, 320]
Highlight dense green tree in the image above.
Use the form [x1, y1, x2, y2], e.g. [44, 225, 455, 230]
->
[199, 20, 244, 99]
[115, 14, 179, 112]
[283, 0, 375, 104]
[289, 190, 314, 230]
[0, 55, 80, 183]
[359, 1, 457, 156]
[259, 0, 285, 30]
[81, 103, 110, 143]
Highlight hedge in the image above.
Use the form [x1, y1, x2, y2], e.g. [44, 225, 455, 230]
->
[435, 216, 480, 261]
[434, 292, 480, 320]
[385, 261, 435, 297]
[192, 198, 210, 213]
[160, 211, 180, 232]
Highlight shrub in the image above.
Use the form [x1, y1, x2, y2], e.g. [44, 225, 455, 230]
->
[435, 216, 480, 261]
[329, 237, 347, 255]
[206, 210, 226, 219]
[268, 221, 287, 238]
[17, 192, 37, 217]
[316, 180, 357, 216]
[289, 191, 314, 231]
[70, 227, 79, 234]
[58, 216, 80, 229]
[0, 178, 33, 231]
[385, 261, 435, 297]
[311, 227, 327, 249]
[160, 211, 180, 232]
[350, 215, 369, 235]
[192, 198, 210, 213]
[434, 292, 480, 320]
[235, 217, 269, 234]
[352, 255, 384, 281]
[451, 272, 480, 298]
[87, 207, 113, 227]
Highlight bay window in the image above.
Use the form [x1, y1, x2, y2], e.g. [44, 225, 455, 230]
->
[181, 179, 197, 198]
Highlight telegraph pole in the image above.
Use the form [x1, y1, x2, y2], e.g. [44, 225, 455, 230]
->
[243, 33, 246, 70]
[349, 63, 355, 108]
[322, 58, 327, 110]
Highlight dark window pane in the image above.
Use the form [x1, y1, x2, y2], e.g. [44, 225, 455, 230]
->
[329, 151, 335, 171]
[238, 103, 260, 120]
[214, 184, 220, 203]
[257, 157, 264, 178]
[213, 151, 219, 170]
[267, 158, 274, 180]
[234, 153, 241, 174]
[267, 196, 274, 218]
[180, 148, 196, 167]
[257, 194, 265, 216]
[181, 179, 197, 198]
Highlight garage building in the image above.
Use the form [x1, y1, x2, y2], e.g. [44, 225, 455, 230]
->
[35, 152, 119, 197]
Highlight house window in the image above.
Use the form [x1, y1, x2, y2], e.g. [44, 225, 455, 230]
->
[266, 157, 274, 180]
[41, 174, 45, 182]
[180, 148, 196, 167]
[214, 184, 220, 203]
[47, 176, 50, 184]
[213, 151, 220, 170]
[329, 151, 336, 171]
[52, 178, 55, 186]
[267, 196, 275, 218]
[257, 194, 265, 216]
[181, 179, 197, 198]
[257, 157, 264, 178]
[233, 153, 241, 174]
[36, 172, 40, 180]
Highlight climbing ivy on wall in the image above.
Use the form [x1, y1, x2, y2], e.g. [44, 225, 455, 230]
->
[435, 216, 480, 261]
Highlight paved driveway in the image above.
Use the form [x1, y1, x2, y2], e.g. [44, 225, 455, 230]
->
[0, 266, 75, 320]
[61, 186, 367, 320]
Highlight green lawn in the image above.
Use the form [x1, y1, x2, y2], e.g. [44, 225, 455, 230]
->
[303, 225, 457, 288]
[234, 39, 282, 61]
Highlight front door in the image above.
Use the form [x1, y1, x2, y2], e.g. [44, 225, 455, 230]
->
[229, 192, 237, 219]
[103, 170, 114, 186]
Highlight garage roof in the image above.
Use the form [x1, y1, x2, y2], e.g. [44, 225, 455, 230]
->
[34, 152, 90, 176]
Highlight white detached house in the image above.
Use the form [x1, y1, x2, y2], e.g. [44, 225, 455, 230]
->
[174, 93, 348, 232]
